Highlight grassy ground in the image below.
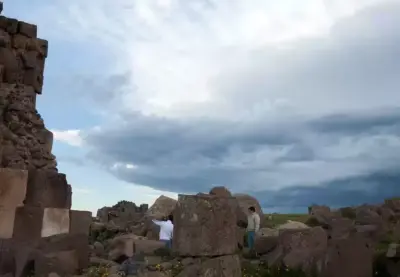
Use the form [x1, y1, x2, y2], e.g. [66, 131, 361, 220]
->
[262, 213, 309, 228]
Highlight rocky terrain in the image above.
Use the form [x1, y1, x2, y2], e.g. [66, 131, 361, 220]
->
[84, 190, 400, 277]
[1, 3, 400, 277]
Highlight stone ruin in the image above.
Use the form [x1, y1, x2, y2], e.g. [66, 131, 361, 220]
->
[96, 201, 149, 226]
[0, 3, 92, 276]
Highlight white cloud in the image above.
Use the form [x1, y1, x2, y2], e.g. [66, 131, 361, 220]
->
[51, 129, 84, 147]
[25, 0, 390, 119]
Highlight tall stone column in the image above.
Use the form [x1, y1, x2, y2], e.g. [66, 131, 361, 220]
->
[0, 3, 92, 276]
[172, 194, 242, 277]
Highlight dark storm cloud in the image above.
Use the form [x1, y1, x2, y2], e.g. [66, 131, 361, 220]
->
[84, 1, 400, 210]
[258, 170, 400, 210]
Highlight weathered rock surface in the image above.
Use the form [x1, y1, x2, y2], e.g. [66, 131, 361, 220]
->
[0, 6, 91, 276]
[173, 194, 237, 256]
[146, 195, 177, 219]
[176, 255, 241, 277]
[234, 193, 263, 226]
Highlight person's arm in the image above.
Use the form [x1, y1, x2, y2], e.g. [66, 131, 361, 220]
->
[255, 214, 260, 232]
[152, 219, 164, 226]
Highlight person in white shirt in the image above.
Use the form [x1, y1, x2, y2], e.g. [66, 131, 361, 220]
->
[152, 214, 174, 249]
[246, 206, 260, 250]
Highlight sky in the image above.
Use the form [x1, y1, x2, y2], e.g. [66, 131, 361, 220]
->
[6, 0, 400, 214]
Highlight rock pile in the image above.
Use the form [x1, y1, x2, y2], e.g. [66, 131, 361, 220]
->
[0, 4, 92, 276]
[96, 201, 148, 228]
[254, 200, 400, 277]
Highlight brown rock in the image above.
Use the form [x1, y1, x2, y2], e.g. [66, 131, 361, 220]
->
[0, 47, 19, 83]
[23, 68, 43, 94]
[255, 236, 278, 254]
[0, 168, 27, 208]
[0, 239, 15, 275]
[24, 170, 71, 209]
[18, 21, 37, 38]
[176, 255, 241, 277]
[11, 34, 29, 49]
[234, 193, 263, 226]
[13, 207, 70, 241]
[173, 194, 237, 256]
[69, 210, 92, 236]
[209, 186, 232, 197]
[34, 250, 79, 276]
[320, 234, 373, 277]
[21, 51, 38, 69]
[134, 240, 165, 255]
[263, 227, 328, 272]
[37, 233, 90, 270]
[146, 195, 177, 219]
[385, 198, 400, 213]
[327, 217, 355, 239]
[0, 209, 16, 239]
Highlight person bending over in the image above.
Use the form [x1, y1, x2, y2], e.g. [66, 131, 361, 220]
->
[152, 214, 174, 249]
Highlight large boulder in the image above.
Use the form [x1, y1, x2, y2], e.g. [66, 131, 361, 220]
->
[276, 220, 310, 230]
[176, 255, 241, 277]
[320, 234, 373, 277]
[173, 194, 237, 256]
[209, 186, 232, 197]
[262, 227, 328, 273]
[146, 195, 177, 219]
[234, 193, 263, 227]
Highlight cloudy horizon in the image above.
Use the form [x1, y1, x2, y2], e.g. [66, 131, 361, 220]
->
[7, 0, 400, 214]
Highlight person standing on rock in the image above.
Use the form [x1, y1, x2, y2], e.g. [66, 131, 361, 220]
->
[247, 206, 260, 250]
[152, 214, 174, 249]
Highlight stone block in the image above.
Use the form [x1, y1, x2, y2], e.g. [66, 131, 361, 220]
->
[173, 194, 237, 256]
[25, 170, 71, 209]
[21, 51, 37, 69]
[34, 250, 79, 276]
[0, 168, 27, 208]
[41, 208, 70, 238]
[0, 17, 18, 34]
[177, 255, 241, 277]
[69, 210, 92, 236]
[0, 209, 15, 239]
[134, 240, 165, 255]
[23, 68, 43, 93]
[36, 129, 53, 152]
[0, 239, 15, 275]
[321, 234, 373, 277]
[0, 47, 19, 84]
[37, 234, 90, 270]
[17, 21, 37, 38]
[37, 38, 49, 58]
[13, 206, 43, 241]
[12, 34, 29, 49]
[13, 207, 70, 241]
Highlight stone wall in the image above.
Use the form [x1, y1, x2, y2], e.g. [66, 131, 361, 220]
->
[0, 3, 92, 276]
[0, 2, 55, 171]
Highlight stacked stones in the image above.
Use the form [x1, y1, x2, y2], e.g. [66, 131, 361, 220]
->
[172, 194, 242, 276]
[0, 4, 92, 276]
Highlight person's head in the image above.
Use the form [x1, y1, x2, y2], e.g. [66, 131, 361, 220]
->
[248, 206, 256, 214]
[168, 214, 173, 223]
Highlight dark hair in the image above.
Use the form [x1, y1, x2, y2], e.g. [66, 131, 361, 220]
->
[168, 214, 173, 222]
[248, 206, 256, 212]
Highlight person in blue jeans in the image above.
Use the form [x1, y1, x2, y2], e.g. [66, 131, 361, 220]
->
[246, 206, 260, 250]
[152, 214, 174, 249]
